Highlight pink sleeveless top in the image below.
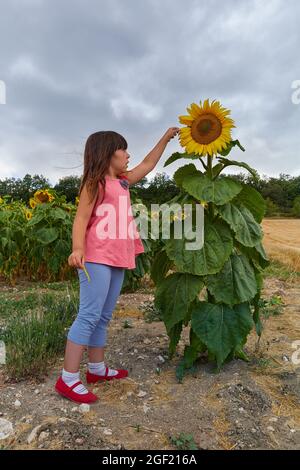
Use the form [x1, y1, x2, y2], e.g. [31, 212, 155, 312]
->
[84, 174, 145, 269]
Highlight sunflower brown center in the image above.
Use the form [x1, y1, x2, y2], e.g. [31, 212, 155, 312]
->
[191, 113, 222, 145]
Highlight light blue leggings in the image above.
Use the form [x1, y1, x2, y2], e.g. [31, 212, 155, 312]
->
[67, 262, 125, 347]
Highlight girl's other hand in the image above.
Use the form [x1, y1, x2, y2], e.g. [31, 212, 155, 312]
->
[163, 127, 180, 143]
[68, 249, 85, 269]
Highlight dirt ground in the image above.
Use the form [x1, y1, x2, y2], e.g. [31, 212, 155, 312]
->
[0, 218, 299, 450]
[0, 273, 300, 450]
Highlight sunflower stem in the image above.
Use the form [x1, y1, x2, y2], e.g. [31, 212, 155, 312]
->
[206, 155, 215, 219]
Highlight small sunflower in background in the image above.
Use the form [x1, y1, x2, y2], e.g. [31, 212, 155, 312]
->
[33, 189, 55, 204]
[178, 98, 235, 157]
[29, 198, 37, 209]
[25, 209, 33, 220]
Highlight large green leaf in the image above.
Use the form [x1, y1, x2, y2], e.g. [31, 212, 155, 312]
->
[168, 321, 184, 358]
[150, 249, 173, 285]
[232, 185, 266, 223]
[182, 174, 242, 205]
[51, 208, 68, 221]
[165, 219, 233, 275]
[191, 301, 254, 368]
[154, 272, 204, 332]
[35, 227, 58, 244]
[207, 253, 257, 305]
[173, 164, 200, 188]
[27, 211, 45, 226]
[216, 158, 259, 180]
[163, 151, 200, 167]
[217, 202, 262, 247]
[236, 240, 270, 269]
[218, 139, 245, 156]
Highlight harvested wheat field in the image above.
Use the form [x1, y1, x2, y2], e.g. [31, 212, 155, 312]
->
[262, 219, 300, 271]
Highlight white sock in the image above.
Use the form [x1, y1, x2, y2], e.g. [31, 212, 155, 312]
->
[62, 368, 89, 394]
[88, 361, 118, 377]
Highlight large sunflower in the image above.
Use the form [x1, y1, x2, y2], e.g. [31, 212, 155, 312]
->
[178, 98, 235, 157]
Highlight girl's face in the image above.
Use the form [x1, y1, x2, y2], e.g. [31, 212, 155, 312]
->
[110, 148, 130, 175]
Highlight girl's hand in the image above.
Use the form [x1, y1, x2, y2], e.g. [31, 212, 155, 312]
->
[68, 249, 85, 269]
[163, 127, 180, 143]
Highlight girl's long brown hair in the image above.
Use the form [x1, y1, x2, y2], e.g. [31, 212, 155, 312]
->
[78, 130, 128, 205]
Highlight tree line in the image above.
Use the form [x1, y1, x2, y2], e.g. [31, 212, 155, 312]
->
[1, 171, 300, 217]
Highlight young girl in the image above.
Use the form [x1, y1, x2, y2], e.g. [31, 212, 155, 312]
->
[55, 127, 180, 404]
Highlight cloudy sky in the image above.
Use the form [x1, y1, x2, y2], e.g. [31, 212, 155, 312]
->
[0, 0, 299, 186]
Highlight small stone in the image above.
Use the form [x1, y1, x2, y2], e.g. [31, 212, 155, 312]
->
[133, 349, 138, 354]
[71, 407, 78, 413]
[38, 431, 49, 442]
[126, 391, 133, 397]
[137, 356, 144, 360]
[143, 404, 150, 413]
[34, 389, 40, 395]
[157, 355, 165, 363]
[0, 418, 13, 440]
[79, 403, 90, 413]
[103, 428, 112, 436]
[282, 355, 289, 362]
[137, 391, 147, 398]
[239, 407, 245, 413]
[14, 399, 21, 408]
[27, 424, 43, 444]
[267, 426, 275, 432]
[269, 417, 278, 422]
[143, 339, 151, 344]
[75, 438, 84, 444]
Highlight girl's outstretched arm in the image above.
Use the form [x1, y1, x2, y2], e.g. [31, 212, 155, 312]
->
[120, 127, 179, 186]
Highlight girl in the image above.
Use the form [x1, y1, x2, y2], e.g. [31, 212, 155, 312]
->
[55, 127, 180, 404]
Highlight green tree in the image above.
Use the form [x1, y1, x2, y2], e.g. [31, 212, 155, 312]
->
[54, 175, 82, 203]
[0, 174, 50, 204]
[292, 195, 300, 217]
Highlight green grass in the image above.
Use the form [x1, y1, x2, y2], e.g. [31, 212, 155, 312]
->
[169, 432, 198, 450]
[0, 283, 79, 380]
[262, 259, 300, 282]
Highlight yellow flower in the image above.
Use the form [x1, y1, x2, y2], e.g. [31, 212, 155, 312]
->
[25, 209, 32, 220]
[34, 189, 54, 204]
[199, 200, 208, 209]
[178, 98, 236, 157]
[29, 198, 37, 209]
[0, 196, 3, 204]
[170, 211, 187, 222]
[75, 196, 80, 206]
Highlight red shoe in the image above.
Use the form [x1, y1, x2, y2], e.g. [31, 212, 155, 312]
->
[55, 376, 98, 404]
[86, 366, 128, 384]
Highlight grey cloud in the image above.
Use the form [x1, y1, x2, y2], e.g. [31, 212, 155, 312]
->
[0, 0, 299, 186]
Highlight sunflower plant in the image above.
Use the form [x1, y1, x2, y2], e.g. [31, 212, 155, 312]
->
[151, 99, 269, 381]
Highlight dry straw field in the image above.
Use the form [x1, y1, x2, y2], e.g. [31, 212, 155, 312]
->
[262, 219, 300, 271]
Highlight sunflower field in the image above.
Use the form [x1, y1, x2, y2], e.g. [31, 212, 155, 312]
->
[0, 188, 151, 290]
[152, 98, 270, 380]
